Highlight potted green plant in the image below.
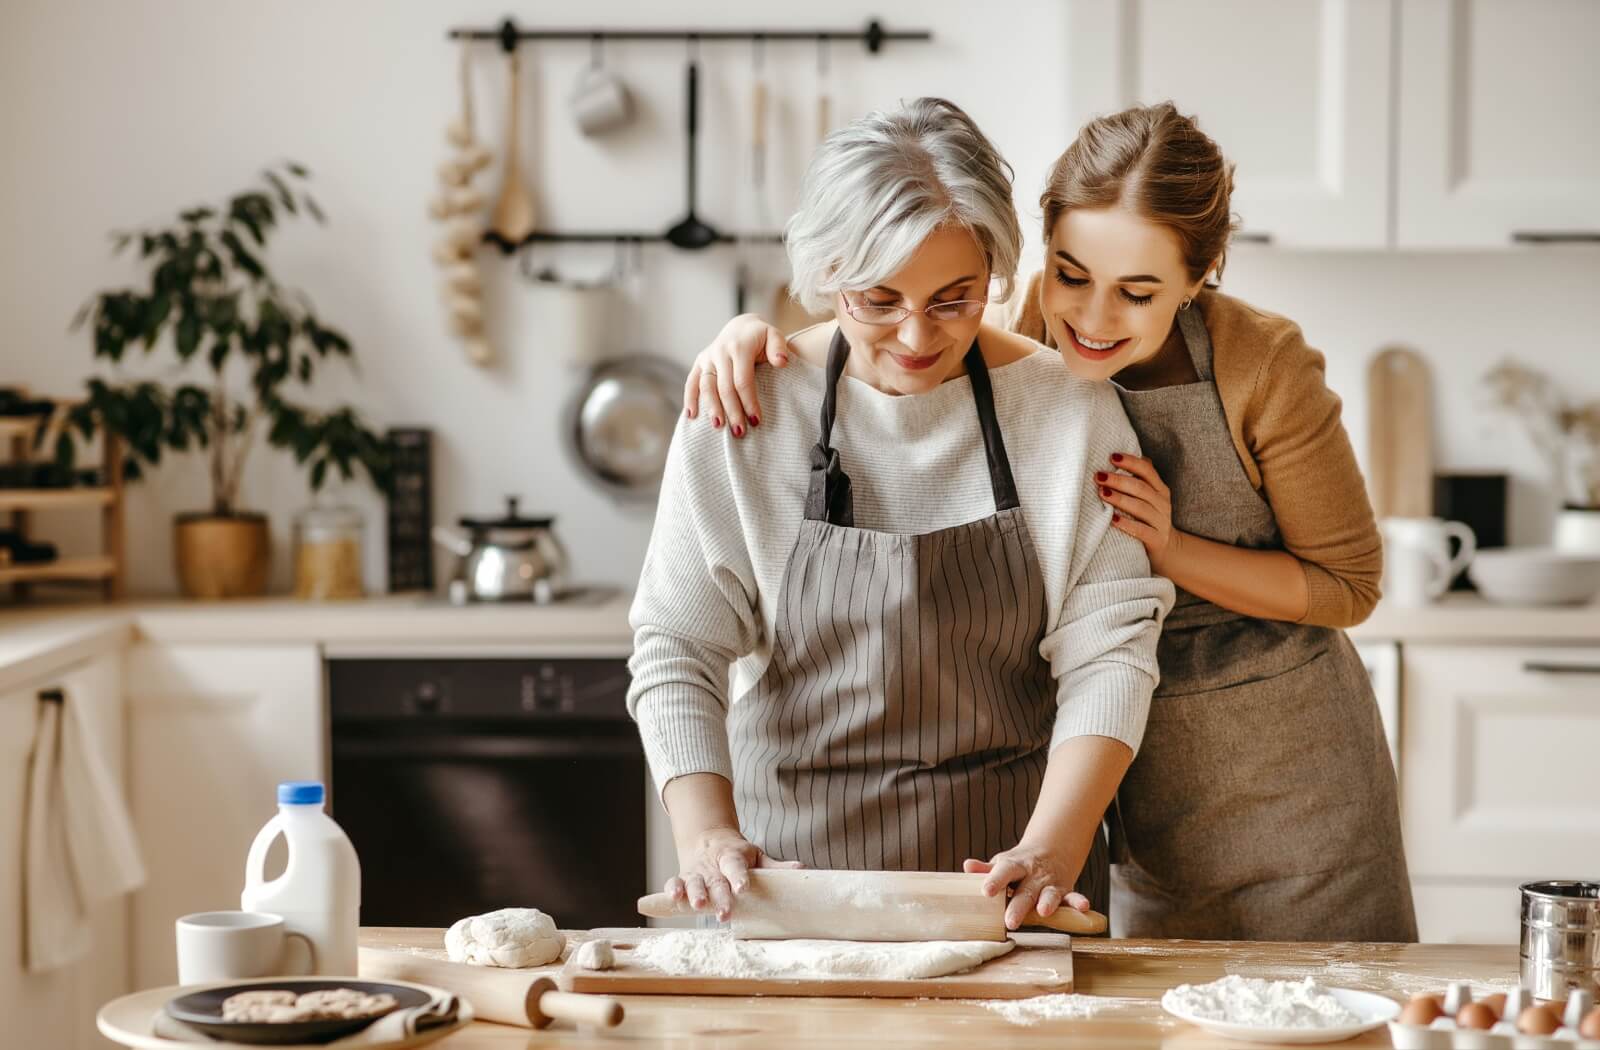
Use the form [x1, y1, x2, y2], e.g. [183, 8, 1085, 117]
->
[58, 164, 391, 598]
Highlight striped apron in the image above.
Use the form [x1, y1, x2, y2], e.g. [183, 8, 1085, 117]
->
[1106, 305, 1417, 941]
[728, 329, 1110, 908]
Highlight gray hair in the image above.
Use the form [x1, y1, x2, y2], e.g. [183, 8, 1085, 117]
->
[784, 98, 1021, 313]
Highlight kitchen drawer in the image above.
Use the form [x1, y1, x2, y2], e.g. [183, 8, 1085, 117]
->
[1401, 645, 1600, 879]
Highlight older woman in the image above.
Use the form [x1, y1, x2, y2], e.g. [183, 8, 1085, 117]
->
[627, 98, 1172, 930]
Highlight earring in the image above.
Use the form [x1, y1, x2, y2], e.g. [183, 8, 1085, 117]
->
[1179, 296, 1193, 311]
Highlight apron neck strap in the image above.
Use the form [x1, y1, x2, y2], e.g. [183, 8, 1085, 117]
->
[805, 329, 1021, 525]
[964, 340, 1021, 512]
[1176, 302, 1215, 381]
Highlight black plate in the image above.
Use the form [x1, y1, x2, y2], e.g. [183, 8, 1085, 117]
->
[165, 979, 428, 1045]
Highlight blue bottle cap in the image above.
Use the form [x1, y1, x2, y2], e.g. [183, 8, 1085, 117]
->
[278, 781, 325, 805]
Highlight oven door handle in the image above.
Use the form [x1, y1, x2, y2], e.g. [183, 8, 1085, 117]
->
[333, 736, 644, 760]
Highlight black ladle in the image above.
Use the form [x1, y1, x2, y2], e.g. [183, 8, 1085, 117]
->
[665, 61, 720, 250]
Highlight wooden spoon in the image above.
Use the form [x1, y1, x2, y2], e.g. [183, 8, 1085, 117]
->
[488, 49, 536, 249]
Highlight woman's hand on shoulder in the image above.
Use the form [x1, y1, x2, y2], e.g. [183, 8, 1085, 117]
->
[665, 826, 802, 921]
[683, 314, 794, 437]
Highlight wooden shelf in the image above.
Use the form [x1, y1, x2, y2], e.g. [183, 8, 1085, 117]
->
[3, 389, 123, 599]
[0, 555, 117, 585]
[0, 487, 116, 511]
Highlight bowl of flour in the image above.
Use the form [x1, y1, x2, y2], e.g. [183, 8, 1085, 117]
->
[1161, 975, 1400, 1044]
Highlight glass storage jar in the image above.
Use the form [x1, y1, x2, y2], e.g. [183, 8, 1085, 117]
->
[292, 505, 365, 600]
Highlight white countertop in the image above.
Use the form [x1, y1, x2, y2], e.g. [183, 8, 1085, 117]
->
[1348, 593, 1600, 644]
[0, 592, 634, 691]
[2, 589, 1596, 693]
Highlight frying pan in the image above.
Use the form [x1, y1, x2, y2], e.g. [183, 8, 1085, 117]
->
[566, 354, 683, 499]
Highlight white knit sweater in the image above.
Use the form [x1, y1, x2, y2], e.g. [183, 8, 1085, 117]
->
[628, 342, 1174, 797]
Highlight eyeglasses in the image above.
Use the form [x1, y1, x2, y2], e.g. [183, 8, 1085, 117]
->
[840, 294, 988, 326]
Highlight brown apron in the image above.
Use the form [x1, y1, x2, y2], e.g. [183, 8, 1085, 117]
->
[1106, 305, 1417, 941]
[728, 330, 1110, 909]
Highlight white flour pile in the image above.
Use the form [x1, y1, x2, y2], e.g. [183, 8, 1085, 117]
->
[628, 930, 1013, 980]
[1228, 959, 1519, 1000]
[980, 994, 1151, 1026]
[1161, 975, 1362, 1028]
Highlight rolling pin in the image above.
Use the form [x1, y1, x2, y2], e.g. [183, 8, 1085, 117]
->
[638, 868, 1108, 941]
[358, 946, 622, 1029]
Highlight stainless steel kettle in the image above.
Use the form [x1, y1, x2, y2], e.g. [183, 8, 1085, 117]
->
[431, 497, 570, 603]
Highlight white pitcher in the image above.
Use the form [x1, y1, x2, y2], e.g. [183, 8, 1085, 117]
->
[1380, 517, 1477, 607]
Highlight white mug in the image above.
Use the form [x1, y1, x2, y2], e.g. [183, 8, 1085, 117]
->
[570, 65, 633, 137]
[1381, 516, 1477, 607]
[175, 910, 315, 985]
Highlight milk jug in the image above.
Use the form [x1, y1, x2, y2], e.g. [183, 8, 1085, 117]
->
[240, 781, 360, 975]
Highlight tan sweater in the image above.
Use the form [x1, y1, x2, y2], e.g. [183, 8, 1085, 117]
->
[999, 271, 1382, 628]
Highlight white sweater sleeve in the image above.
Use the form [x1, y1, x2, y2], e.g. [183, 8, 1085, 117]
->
[626, 416, 763, 797]
[1038, 388, 1174, 756]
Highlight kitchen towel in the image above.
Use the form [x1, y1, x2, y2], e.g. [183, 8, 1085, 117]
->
[24, 686, 146, 973]
[151, 992, 462, 1044]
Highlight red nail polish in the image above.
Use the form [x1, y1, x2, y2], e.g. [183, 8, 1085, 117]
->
[732, 424, 744, 437]
[713, 417, 723, 428]
[1111, 453, 1123, 463]
[1094, 472, 1107, 483]
[750, 416, 760, 427]
[1112, 514, 1121, 523]
[1102, 486, 1113, 497]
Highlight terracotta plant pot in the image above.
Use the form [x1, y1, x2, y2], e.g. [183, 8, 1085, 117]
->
[174, 512, 271, 599]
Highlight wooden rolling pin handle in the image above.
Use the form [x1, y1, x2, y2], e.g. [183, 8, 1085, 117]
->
[535, 987, 624, 1029]
[1029, 906, 1109, 936]
[637, 891, 693, 919]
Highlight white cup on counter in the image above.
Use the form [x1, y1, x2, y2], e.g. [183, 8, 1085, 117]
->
[1380, 516, 1477, 607]
[175, 910, 315, 985]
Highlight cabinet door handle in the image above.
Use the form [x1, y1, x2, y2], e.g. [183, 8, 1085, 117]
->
[38, 688, 64, 704]
[1511, 231, 1600, 244]
[1522, 661, 1600, 675]
[1234, 231, 1273, 244]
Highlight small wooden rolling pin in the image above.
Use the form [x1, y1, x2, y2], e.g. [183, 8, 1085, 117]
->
[358, 946, 623, 1029]
[638, 868, 1109, 940]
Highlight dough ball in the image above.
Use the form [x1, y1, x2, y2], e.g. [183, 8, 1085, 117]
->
[446, 907, 565, 968]
[574, 939, 615, 971]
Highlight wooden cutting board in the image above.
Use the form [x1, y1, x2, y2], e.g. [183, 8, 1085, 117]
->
[1367, 346, 1435, 519]
[557, 927, 1075, 1000]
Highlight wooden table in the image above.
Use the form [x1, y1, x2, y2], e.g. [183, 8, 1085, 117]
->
[361, 929, 1519, 1048]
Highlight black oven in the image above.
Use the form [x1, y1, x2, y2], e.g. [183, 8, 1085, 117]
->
[327, 657, 644, 930]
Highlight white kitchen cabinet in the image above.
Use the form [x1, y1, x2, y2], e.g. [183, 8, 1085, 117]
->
[126, 642, 323, 989]
[1401, 644, 1600, 941]
[1395, 0, 1600, 247]
[1064, 0, 1394, 247]
[0, 650, 129, 1049]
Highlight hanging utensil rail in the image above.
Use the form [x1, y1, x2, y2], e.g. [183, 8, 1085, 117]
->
[452, 17, 932, 252]
[447, 18, 930, 54]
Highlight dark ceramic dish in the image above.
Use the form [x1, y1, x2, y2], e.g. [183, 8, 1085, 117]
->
[164, 979, 426, 1045]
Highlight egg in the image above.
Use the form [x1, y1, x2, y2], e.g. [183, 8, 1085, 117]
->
[1480, 992, 1507, 1018]
[1517, 1004, 1560, 1035]
[1399, 994, 1444, 1025]
[1456, 1002, 1497, 1029]
[1581, 1005, 1600, 1040]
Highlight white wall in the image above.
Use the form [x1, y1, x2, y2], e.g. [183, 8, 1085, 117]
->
[2, 1, 1595, 596]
